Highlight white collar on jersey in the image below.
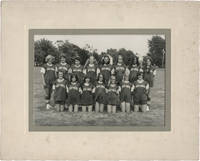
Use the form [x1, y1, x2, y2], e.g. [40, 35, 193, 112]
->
[84, 82, 90, 86]
[60, 62, 67, 65]
[71, 82, 77, 85]
[137, 79, 144, 83]
[47, 63, 53, 66]
[89, 63, 95, 67]
[117, 63, 123, 66]
[57, 78, 64, 82]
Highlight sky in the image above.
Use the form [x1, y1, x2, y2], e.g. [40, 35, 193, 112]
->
[34, 34, 165, 58]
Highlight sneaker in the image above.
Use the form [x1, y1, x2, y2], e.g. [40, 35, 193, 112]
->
[146, 105, 150, 111]
[46, 104, 51, 110]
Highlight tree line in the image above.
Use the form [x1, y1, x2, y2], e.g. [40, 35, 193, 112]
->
[34, 35, 166, 68]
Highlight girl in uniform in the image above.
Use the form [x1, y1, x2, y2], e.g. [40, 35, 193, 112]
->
[56, 54, 70, 82]
[120, 74, 133, 113]
[129, 57, 139, 83]
[94, 73, 106, 112]
[143, 58, 156, 109]
[69, 57, 84, 85]
[83, 55, 100, 85]
[132, 72, 149, 112]
[52, 70, 68, 112]
[106, 75, 121, 113]
[40, 55, 56, 109]
[112, 54, 127, 86]
[100, 55, 113, 87]
[81, 76, 95, 112]
[67, 74, 82, 112]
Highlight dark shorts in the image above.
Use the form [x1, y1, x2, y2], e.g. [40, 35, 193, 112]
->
[106, 92, 120, 106]
[120, 92, 132, 103]
[133, 93, 147, 105]
[81, 92, 94, 106]
[55, 100, 65, 105]
[67, 94, 80, 105]
[95, 94, 106, 104]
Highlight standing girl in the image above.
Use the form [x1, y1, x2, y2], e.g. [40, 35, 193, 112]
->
[83, 55, 100, 85]
[67, 74, 82, 112]
[106, 75, 121, 113]
[52, 70, 68, 112]
[56, 54, 70, 82]
[40, 55, 56, 109]
[94, 73, 106, 112]
[112, 54, 127, 86]
[81, 76, 95, 112]
[129, 57, 139, 83]
[69, 57, 84, 85]
[120, 74, 133, 113]
[143, 57, 156, 108]
[132, 72, 149, 112]
[100, 55, 113, 87]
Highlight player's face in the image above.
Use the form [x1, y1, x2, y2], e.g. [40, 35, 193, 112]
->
[75, 59, 80, 65]
[99, 74, 103, 81]
[147, 59, 151, 66]
[58, 72, 64, 79]
[89, 56, 94, 63]
[61, 57, 66, 63]
[85, 77, 90, 83]
[71, 76, 76, 82]
[104, 57, 109, 63]
[118, 55, 123, 64]
[138, 74, 143, 80]
[48, 58, 53, 64]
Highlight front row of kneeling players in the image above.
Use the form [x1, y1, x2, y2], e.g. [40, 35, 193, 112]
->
[52, 70, 149, 113]
[41, 54, 153, 113]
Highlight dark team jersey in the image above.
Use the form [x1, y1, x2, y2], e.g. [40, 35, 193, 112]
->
[53, 79, 67, 101]
[56, 63, 70, 80]
[107, 83, 120, 94]
[121, 81, 132, 94]
[100, 64, 112, 82]
[129, 64, 139, 82]
[85, 64, 98, 81]
[143, 65, 155, 87]
[43, 63, 56, 84]
[68, 82, 80, 93]
[114, 64, 126, 83]
[70, 64, 84, 82]
[133, 80, 149, 94]
[95, 81, 106, 95]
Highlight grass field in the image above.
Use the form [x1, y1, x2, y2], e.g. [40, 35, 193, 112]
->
[33, 67, 165, 126]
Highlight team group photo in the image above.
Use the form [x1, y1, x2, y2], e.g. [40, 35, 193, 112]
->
[32, 33, 166, 127]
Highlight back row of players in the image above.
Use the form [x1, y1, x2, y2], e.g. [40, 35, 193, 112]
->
[41, 54, 156, 113]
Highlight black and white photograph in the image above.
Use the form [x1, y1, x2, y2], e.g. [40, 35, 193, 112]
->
[31, 30, 168, 129]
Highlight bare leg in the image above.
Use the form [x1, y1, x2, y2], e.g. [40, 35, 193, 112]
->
[134, 105, 139, 112]
[82, 106, 86, 112]
[121, 102, 126, 112]
[112, 106, 116, 114]
[100, 104, 104, 112]
[95, 102, 100, 112]
[68, 105, 73, 112]
[60, 105, 64, 112]
[141, 104, 147, 112]
[107, 105, 112, 113]
[88, 105, 93, 112]
[125, 102, 131, 113]
[74, 105, 78, 112]
[55, 104, 60, 112]
[46, 100, 50, 109]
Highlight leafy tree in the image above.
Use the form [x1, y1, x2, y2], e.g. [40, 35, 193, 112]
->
[34, 38, 59, 66]
[147, 36, 166, 67]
